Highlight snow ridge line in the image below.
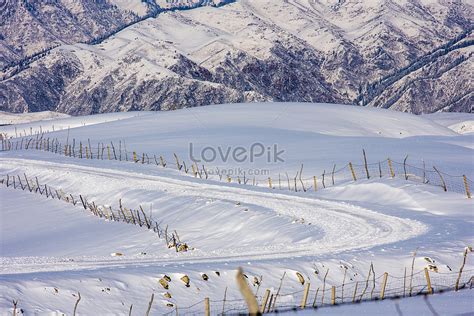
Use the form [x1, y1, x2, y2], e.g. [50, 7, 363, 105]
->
[0, 173, 189, 253]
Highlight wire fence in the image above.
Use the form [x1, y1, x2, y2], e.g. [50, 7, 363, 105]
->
[0, 173, 189, 253]
[153, 268, 474, 315]
[1, 137, 472, 199]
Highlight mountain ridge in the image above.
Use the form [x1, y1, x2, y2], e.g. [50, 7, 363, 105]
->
[0, 0, 472, 114]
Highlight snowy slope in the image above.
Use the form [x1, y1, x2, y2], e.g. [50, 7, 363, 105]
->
[0, 103, 473, 314]
[3, 103, 469, 177]
[0, 111, 155, 138]
[0, 111, 70, 126]
[424, 112, 474, 134]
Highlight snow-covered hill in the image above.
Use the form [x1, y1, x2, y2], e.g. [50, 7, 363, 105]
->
[1, 0, 472, 114]
[1, 103, 472, 314]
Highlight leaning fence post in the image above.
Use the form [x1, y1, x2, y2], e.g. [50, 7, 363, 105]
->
[174, 153, 182, 170]
[261, 289, 270, 313]
[111, 142, 117, 160]
[79, 195, 87, 210]
[455, 247, 471, 291]
[73, 292, 81, 316]
[331, 286, 336, 305]
[312, 287, 320, 308]
[380, 272, 388, 300]
[388, 159, 395, 177]
[352, 282, 358, 303]
[424, 268, 433, 294]
[301, 283, 310, 309]
[267, 294, 274, 313]
[363, 149, 370, 179]
[463, 175, 471, 199]
[145, 293, 154, 316]
[433, 166, 447, 192]
[349, 162, 357, 181]
[237, 268, 259, 314]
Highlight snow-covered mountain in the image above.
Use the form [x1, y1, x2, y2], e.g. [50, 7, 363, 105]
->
[0, 0, 472, 114]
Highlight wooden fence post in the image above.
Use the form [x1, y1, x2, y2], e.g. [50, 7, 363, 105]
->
[332, 164, 336, 185]
[204, 297, 210, 316]
[261, 289, 270, 313]
[403, 155, 409, 180]
[267, 295, 273, 313]
[313, 176, 317, 192]
[73, 292, 81, 316]
[236, 268, 259, 314]
[312, 288, 320, 308]
[174, 153, 182, 170]
[88, 139, 93, 159]
[321, 269, 328, 306]
[424, 268, 433, 294]
[349, 163, 357, 181]
[222, 286, 227, 315]
[433, 166, 447, 192]
[403, 267, 407, 297]
[145, 293, 154, 316]
[268, 177, 272, 189]
[455, 247, 471, 291]
[301, 283, 310, 309]
[463, 175, 471, 199]
[331, 286, 336, 305]
[388, 159, 395, 177]
[111, 142, 117, 160]
[363, 149, 370, 179]
[352, 282, 358, 303]
[380, 272, 388, 300]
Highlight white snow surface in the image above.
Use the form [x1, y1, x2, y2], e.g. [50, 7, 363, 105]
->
[424, 112, 474, 135]
[0, 103, 473, 315]
[0, 111, 70, 126]
[0, 111, 154, 138]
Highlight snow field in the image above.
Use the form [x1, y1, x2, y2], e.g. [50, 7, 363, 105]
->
[0, 103, 473, 314]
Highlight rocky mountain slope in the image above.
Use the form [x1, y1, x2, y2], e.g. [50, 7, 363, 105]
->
[0, 0, 472, 115]
[0, 0, 138, 69]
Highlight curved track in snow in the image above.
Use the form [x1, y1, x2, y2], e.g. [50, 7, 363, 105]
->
[0, 156, 427, 270]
